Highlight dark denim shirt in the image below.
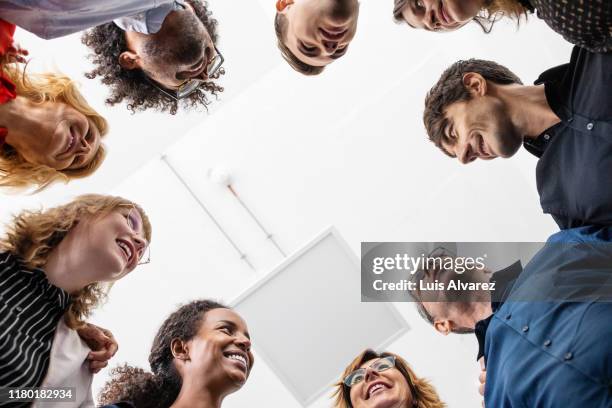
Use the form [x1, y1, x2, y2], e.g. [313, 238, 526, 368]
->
[524, 46, 612, 230]
[483, 226, 612, 407]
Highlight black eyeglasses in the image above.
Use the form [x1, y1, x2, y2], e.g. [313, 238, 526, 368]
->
[147, 45, 224, 101]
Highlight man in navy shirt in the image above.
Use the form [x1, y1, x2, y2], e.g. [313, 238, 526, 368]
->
[422, 47, 612, 230]
[409, 226, 612, 407]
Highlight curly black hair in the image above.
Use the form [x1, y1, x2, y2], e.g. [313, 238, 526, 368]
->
[98, 299, 228, 408]
[82, 1, 223, 115]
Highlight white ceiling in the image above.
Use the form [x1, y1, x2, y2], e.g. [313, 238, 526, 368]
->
[0, 0, 573, 406]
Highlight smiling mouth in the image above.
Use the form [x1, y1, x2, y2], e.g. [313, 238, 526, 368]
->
[224, 351, 249, 373]
[366, 383, 390, 399]
[116, 239, 134, 265]
[439, 1, 454, 25]
[319, 27, 347, 41]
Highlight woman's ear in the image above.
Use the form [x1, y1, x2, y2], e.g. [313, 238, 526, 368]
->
[276, 0, 295, 13]
[170, 338, 190, 361]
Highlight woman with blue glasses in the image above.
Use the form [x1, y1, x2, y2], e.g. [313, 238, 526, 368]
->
[333, 349, 445, 408]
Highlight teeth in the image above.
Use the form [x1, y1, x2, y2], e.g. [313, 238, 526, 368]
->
[368, 384, 385, 398]
[117, 241, 132, 260]
[227, 354, 247, 367]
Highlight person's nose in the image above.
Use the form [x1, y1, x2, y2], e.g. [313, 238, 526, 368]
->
[131, 234, 147, 260]
[234, 333, 251, 352]
[457, 140, 476, 164]
[323, 40, 339, 53]
[423, 3, 440, 31]
[364, 367, 380, 383]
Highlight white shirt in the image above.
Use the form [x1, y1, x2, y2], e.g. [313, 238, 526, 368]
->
[32, 319, 94, 408]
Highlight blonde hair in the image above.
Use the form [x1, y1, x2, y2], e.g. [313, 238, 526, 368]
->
[0, 194, 152, 329]
[333, 349, 446, 408]
[0, 63, 108, 192]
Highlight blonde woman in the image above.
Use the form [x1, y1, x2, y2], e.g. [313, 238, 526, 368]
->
[393, 0, 611, 53]
[0, 24, 108, 191]
[333, 349, 445, 408]
[0, 194, 152, 395]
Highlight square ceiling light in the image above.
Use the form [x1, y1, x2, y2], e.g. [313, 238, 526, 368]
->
[232, 227, 409, 406]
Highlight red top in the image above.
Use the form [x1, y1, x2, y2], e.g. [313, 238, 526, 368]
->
[0, 19, 17, 146]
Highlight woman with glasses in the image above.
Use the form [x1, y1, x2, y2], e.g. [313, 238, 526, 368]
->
[99, 300, 254, 408]
[333, 349, 445, 408]
[393, 0, 611, 53]
[0, 21, 108, 192]
[0, 194, 152, 403]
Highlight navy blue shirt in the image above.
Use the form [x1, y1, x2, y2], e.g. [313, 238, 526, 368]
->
[523, 46, 612, 230]
[483, 227, 612, 407]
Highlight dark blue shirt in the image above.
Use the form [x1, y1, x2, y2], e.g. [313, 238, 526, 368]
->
[523, 46, 612, 230]
[483, 227, 612, 407]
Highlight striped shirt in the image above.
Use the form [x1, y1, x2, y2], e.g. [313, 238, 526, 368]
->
[0, 252, 72, 407]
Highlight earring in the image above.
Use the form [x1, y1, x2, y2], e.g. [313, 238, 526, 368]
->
[276, 0, 291, 12]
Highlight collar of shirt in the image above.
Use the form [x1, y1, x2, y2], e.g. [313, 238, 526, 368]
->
[114, 0, 186, 35]
[474, 260, 523, 361]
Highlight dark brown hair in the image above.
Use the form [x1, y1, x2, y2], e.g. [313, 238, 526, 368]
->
[274, 13, 325, 76]
[423, 59, 522, 152]
[82, 0, 223, 115]
[99, 300, 227, 408]
[333, 349, 446, 408]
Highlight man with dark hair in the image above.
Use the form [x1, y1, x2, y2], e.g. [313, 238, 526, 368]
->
[274, 0, 360, 75]
[82, 0, 224, 114]
[423, 46, 612, 230]
[409, 227, 612, 407]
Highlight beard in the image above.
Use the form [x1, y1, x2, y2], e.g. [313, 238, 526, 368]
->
[144, 11, 204, 66]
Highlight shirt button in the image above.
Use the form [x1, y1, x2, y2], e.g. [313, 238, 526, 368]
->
[15, 306, 22, 313]
[543, 339, 552, 347]
[522, 325, 529, 333]
[586, 123, 594, 130]
[564, 352, 573, 361]
[543, 134, 550, 140]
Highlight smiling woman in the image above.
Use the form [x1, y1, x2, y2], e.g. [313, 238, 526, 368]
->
[0, 62, 108, 192]
[0, 194, 151, 403]
[99, 300, 254, 408]
[333, 349, 445, 408]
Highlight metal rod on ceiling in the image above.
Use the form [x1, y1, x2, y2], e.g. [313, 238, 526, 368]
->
[227, 184, 287, 257]
[161, 155, 255, 271]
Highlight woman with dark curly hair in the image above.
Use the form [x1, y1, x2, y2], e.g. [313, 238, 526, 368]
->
[333, 349, 445, 408]
[82, 1, 224, 115]
[99, 300, 254, 408]
[0, 194, 151, 404]
[393, 0, 611, 53]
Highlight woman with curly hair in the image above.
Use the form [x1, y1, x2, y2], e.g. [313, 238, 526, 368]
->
[82, 1, 225, 115]
[393, 0, 611, 53]
[333, 349, 445, 408]
[99, 300, 254, 408]
[0, 21, 108, 192]
[0, 194, 152, 400]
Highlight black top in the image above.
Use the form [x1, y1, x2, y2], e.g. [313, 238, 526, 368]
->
[523, 46, 612, 230]
[474, 261, 523, 361]
[0, 252, 71, 407]
[519, 0, 611, 53]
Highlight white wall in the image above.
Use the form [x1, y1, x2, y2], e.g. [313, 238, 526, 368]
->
[0, 0, 573, 406]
